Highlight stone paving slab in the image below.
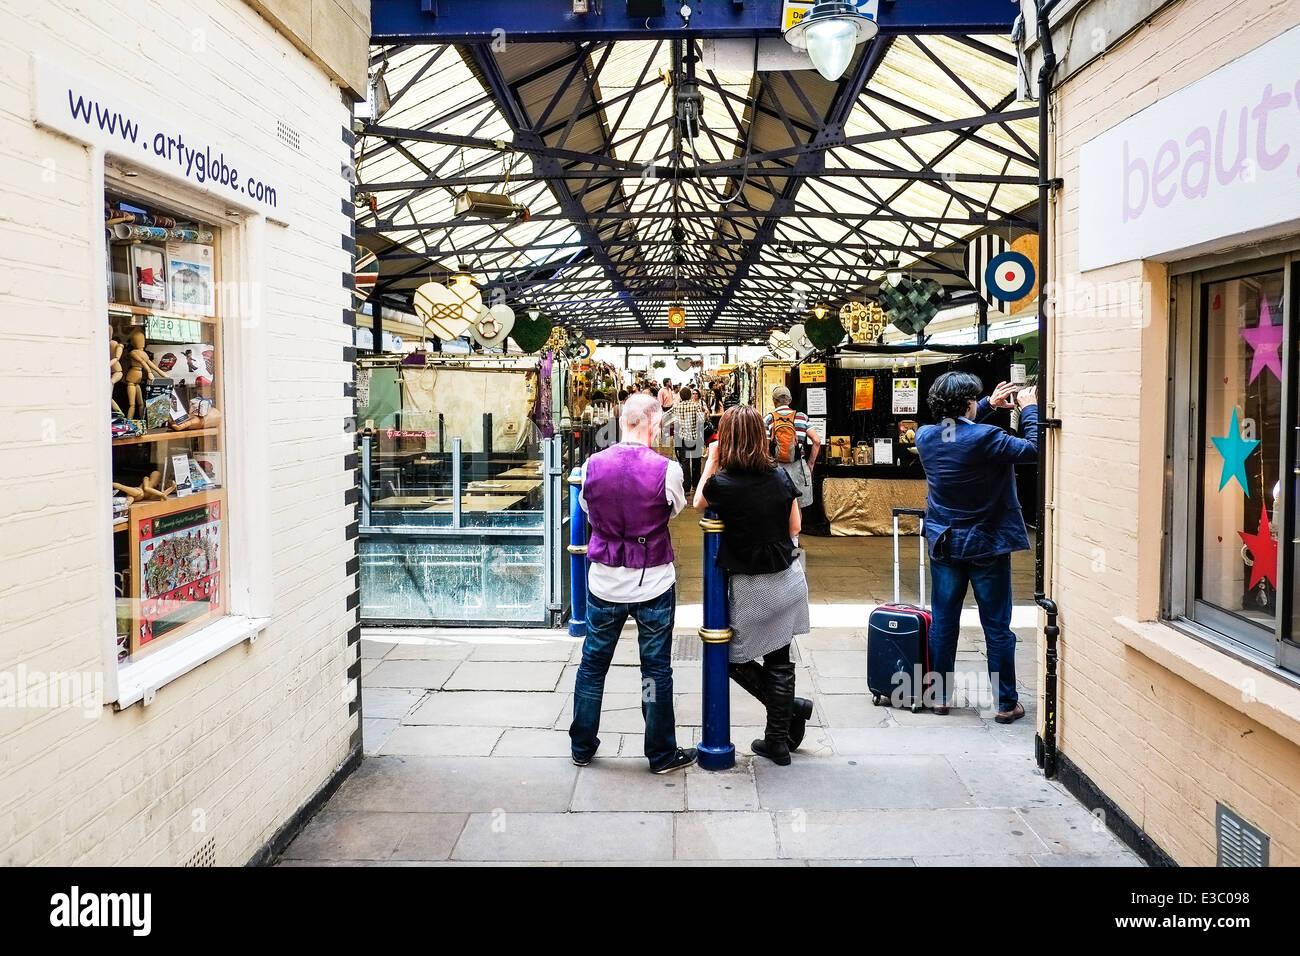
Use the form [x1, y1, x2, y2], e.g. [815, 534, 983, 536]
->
[360, 688, 425, 720]
[674, 811, 779, 860]
[408, 690, 568, 728]
[453, 811, 674, 862]
[755, 755, 973, 811]
[775, 809, 1050, 859]
[365, 659, 459, 690]
[281, 810, 468, 862]
[443, 660, 567, 692]
[684, 765, 761, 811]
[469, 642, 577, 661]
[331, 756, 578, 813]
[570, 759, 686, 811]
[379, 724, 504, 757]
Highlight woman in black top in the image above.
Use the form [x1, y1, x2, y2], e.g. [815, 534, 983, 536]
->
[694, 405, 814, 765]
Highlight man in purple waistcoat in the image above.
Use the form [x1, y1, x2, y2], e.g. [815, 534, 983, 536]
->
[570, 393, 698, 773]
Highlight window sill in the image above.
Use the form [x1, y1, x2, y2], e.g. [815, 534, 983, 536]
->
[1115, 616, 1300, 746]
[113, 615, 270, 710]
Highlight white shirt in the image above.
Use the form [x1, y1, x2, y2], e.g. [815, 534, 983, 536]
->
[579, 447, 686, 604]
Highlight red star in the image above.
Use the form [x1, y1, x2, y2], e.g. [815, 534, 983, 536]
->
[1238, 508, 1278, 590]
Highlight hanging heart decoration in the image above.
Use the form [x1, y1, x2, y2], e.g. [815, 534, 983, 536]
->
[767, 328, 795, 359]
[511, 309, 554, 353]
[878, 276, 946, 336]
[414, 280, 473, 340]
[787, 323, 815, 359]
[841, 300, 887, 343]
[803, 310, 846, 351]
[470, 303, 515, 348]
[676, 357, 693, 372]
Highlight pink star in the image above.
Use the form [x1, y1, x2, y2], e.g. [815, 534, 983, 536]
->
[1241, 299, 1282, 383]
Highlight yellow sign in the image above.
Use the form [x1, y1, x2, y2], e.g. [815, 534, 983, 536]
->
[799, 363, 826, 384]
[782, 0, 877, 31]
[667, 305, 686, 328]
[853, 377, 874, 411]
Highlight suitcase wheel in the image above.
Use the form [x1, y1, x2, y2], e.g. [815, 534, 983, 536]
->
[872, 694, 886, 706]
[911, 702, 923, 714]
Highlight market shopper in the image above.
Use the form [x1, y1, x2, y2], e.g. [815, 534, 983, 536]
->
[671, 385, 708, 494]
[914, 372, 1038, 723]
[694, 405, 815, 765]
[570, 393, 697, 774]
[764, 386, 822, 508]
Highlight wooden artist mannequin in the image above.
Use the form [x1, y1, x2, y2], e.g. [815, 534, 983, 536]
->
[109, 338, 124, 415]
[127, 329, 167, 382]
[113, 469, 174, 503]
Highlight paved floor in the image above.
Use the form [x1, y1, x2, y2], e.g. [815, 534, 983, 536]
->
[280, 511, 1140, 866]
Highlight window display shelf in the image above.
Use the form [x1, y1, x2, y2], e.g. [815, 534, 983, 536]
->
[113, 427, 220, 447]
[108, 302, 216, 323]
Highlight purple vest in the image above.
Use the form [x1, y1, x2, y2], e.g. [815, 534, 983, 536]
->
[584, 443, 675, 569]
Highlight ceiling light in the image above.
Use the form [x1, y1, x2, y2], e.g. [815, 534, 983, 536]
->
[812, 304, 828, 321]
[885, 258, 902, 286]
[783, 1, 879, 82]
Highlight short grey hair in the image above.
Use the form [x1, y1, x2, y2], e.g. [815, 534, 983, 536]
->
[772, 386, 792, 406]
[621, 392, 662, 430]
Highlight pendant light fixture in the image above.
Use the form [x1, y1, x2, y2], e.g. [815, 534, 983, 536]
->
[783, 2, 879, 82]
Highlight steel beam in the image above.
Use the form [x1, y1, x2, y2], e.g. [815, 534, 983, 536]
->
[372, 0, 1020, 43]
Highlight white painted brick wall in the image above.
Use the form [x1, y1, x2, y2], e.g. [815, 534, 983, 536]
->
[1048, 0, 1300, 865]
[0, 0, 358, 865]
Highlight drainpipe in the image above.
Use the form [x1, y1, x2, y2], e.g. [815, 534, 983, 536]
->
[1033, 0, 1063, 779]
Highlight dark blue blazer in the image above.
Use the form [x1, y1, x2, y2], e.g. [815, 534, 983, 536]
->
[914, 399, 1039, 560]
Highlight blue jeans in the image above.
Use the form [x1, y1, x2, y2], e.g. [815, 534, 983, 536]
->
[928, 552, 1018, 711]
[570, 585, 679, 769]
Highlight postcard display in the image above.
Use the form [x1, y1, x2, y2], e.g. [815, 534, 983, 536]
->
[107, 193, 226, 662]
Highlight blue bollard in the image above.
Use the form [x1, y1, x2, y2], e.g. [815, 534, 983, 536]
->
[697, 509, 735, 770]
[568, 468, 588, 637]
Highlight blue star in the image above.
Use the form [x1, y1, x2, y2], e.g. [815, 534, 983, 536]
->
[1210, 407, 1260, 496]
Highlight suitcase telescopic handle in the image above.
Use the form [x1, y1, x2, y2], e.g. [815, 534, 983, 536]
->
[892, 508, 926, 518]
[890, 508, 926, 607]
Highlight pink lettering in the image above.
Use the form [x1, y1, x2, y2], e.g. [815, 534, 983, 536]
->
[1123, 139, 1149, 223]
[1252, 82, 1291, 172]
[1182, 126, 1212, 199]
[1214, 107, 1249, 185]
[1152, 139, 1179, 208]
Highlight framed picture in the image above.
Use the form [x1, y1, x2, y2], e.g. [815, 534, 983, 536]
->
[128, 490, 224, 653]
[129, 243, 168, 309]
[167, 243, 215, 316]
[148, 343, 214, 386]
[192, 451, 222, 488]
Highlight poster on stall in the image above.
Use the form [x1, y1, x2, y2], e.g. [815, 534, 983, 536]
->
[892, 377, 919, 415]
[874, 438, 894, 465]
[808, 418, 826, 438]
[806, 387, 827, 416]
[133, 497, 222, 648]
[799, 363, 826, 384]
[853, 377, 874, 411]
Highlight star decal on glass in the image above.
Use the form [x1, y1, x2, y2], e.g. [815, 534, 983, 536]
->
[1210, 407, 1260, 495]
[1240, 299, 1283, 383]
[1238, 506, 1278, 591]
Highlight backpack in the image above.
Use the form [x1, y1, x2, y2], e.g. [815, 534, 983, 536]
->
[770, 408, 803, 463]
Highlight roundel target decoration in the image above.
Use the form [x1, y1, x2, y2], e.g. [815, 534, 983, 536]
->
[984, 251, 1036, 302]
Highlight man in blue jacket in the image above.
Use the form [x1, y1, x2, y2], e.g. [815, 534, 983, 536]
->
[914, 372, 1038, 724]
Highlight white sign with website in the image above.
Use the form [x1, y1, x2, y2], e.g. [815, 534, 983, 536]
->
[31, 56, 288, 221]
[1078, 24, 1300, 270]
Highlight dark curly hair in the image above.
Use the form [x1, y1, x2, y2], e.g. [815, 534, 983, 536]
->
[927, 370, 983, 420]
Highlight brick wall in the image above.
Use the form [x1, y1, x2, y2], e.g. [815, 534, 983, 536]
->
[0, 0, 359, 864]
[1048, 0, 1300, 864]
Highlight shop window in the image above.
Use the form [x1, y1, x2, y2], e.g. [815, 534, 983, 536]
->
[1167, 253, 1299, 670]
[107, 191, 226, 663]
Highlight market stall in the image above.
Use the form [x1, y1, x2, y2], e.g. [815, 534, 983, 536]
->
[789, 344, 1022, 536]
[356, 351, 579, 626]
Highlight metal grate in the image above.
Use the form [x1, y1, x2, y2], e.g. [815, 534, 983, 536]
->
[1217, 803, 1268, 867]
[185, 837, 216, 868]
[276, 119, 301, 151]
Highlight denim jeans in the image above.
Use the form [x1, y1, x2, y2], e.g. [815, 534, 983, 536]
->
[927, 552, 1018, 711]
[570, 584, 679, 769]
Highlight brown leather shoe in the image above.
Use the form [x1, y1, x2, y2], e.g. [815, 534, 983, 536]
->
[932, 704, 949, 715]
[994, 701, 1025, 724]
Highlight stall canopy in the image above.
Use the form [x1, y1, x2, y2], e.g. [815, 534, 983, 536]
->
[359, 0, 1038, 344]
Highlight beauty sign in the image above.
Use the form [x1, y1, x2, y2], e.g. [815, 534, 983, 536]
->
[1079, 25, 1300, 270]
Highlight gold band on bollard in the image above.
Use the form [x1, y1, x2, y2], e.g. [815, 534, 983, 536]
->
[566, 544, 588, 555]
[698, 517, 725, 532]
[567, 475, 583, 486]
[698, 627, 733, 644]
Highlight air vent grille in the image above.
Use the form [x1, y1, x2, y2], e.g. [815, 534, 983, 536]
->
[1216, 802, 1268, 867]
[276, 119, 301, 151]
[185, 837, 216, 867]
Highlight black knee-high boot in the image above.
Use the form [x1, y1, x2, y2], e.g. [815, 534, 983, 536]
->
[752, 660, 795, 765]
[730, 660, 813, 750]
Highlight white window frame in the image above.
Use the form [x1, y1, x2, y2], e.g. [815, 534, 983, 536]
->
[94, 149, 274, 709]
[1165, 241, 1300, 677]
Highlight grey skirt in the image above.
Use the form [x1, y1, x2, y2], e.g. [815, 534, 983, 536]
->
[727, 561, 811, 663]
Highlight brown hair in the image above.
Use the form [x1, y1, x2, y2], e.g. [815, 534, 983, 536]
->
[717, 405, 775, 475]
